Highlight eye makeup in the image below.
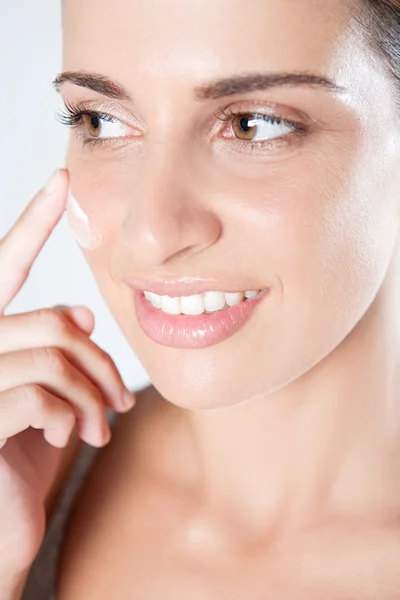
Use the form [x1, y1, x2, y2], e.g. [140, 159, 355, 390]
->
[66, 188, 102, 250]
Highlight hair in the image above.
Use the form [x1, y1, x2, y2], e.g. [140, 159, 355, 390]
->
[354, 0, 400, 110]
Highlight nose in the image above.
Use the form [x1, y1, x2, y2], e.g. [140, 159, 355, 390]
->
[119, 150, 222, 268]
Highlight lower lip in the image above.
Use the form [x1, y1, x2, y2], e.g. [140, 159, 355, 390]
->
[133, 289, 270, 349]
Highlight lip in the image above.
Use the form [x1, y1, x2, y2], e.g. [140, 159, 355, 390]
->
[133, 288, 270, 349]
[124, 276, 264, 298]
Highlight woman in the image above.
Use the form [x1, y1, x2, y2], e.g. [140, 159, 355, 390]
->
[2, 0, 400, 597]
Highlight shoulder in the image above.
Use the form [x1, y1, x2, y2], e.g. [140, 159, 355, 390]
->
[44, 427, 83, 521]
[43, 384, 165, 521]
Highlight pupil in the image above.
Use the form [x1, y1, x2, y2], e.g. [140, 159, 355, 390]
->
[91, 116, 100, 130]
[239, 117, 251, 132]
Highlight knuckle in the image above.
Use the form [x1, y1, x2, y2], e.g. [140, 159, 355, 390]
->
[44, 347, 69, 375]
[90, 386, 104, 411]
[53, 400, 75, 430]
[22, 383, 46, 410]
[32, 346, 69, 376]
[97, 347, 120, 380]
[64, 405, 76, 427]
[36, 308, 70, 338]
[85, 386, 105, 422]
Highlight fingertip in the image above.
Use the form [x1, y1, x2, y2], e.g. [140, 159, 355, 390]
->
[59, 168, 70, 190]
[44, 428, 71, 448]
[43, 168, 69, 197]
[54, 304, 95, 335]
[69, 305, 95, 334]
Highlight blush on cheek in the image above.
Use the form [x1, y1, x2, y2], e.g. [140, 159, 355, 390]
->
[66, 188, 102, 250]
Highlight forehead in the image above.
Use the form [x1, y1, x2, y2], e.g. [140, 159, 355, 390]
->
[62, 0, 351, 77]
[61, 0, 395, 122]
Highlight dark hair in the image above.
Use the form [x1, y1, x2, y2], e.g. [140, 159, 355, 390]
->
[354, 0, 400, 109]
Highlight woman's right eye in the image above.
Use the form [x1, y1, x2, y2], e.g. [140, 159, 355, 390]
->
[56, 104, 130, 144]
[81, 114, 128, 139]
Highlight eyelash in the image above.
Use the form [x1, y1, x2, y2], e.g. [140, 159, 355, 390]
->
[56, 100, 306, 151]
[56, 101, 117, 148]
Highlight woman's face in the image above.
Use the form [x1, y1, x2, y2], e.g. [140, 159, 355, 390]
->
[61, 0, 400, 409]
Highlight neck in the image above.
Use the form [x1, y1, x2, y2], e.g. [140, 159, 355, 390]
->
[187, 248, 400, 538]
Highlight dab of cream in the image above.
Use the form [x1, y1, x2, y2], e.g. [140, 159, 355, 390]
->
[66, 188, 102, 250]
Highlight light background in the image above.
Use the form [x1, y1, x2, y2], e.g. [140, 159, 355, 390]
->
[0, 0, 150, 392]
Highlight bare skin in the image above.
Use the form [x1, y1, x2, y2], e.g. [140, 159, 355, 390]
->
[48, 0, 400, 597]
[0, 170, 136, 598]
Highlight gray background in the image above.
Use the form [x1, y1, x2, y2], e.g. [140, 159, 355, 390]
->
[0, 0, 150, 392]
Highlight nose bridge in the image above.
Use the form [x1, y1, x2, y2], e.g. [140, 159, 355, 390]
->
[119, 139, 221, 267]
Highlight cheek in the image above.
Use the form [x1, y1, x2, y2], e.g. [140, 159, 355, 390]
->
[278, 186, 398, 361]
[65, 150, 129, 253]
[240, 152, 398, 346]
[66, 189, 103, 250]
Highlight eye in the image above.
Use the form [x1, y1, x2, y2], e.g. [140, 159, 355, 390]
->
[56, 101, 131, 145]
[229, 113, 296, 142]
[82, 114, 127, 139]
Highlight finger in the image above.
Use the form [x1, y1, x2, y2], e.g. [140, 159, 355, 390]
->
[0, 384, 76, 449]
[0, 169, 69, 314]
[0, 308, 135, 413]
[54, 305, 95, 336]
[0, 348, 112, 447]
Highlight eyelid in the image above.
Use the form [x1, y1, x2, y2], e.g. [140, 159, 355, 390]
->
[207, 100, 311, 139]
[62, 97, 144, 132]
[66, 96, 313, 127]
[217, 98, 311, 121]
[60, 97, 311, 153]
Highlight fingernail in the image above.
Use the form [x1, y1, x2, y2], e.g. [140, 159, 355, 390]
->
[44, 169, 60, 194]
[121, 389, 136, 411]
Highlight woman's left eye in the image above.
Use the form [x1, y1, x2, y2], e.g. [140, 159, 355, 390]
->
[222, 113, 298, 143]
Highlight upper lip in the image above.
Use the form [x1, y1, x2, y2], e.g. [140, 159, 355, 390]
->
[124, 276, 266, 298]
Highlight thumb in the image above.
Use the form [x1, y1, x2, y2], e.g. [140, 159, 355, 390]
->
[53, 304, 95, 335]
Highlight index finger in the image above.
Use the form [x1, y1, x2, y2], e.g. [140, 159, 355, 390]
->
[0, 169, 69, 313]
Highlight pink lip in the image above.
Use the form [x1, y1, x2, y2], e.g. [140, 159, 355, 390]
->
[133, 289, 270, 349]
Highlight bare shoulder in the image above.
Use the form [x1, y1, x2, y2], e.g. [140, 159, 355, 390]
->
[44, 427, 83, 521]
[44, 384, 165, 522]
[55, 385, 199, 598]
[85, 382, 196, 488]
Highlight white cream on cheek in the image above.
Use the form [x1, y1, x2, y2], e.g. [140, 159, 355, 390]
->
[66, 188, 102, 250]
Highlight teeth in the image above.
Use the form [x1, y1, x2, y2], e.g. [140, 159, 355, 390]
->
[161, 295, 181, 315]
[204, 291, 226, 312]
[145, 289, 263, 315]
[150, 292, 162, 309]
[244, 290, 258, 299]
[225, 292, 245, 306]
[181, 294, 205, 315]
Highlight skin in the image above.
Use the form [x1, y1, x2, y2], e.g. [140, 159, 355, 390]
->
[56, 0, 400, 596]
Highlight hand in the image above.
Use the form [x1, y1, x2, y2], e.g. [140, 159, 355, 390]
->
[0, 169, 136, 574]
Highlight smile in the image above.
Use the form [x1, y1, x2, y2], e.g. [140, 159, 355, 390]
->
[134, 288, 270, 349]
[143, 289, 264, 316]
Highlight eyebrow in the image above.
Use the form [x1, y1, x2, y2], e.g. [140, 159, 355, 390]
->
[53, 71, 132, 100]
[53, 70, 348, 101]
